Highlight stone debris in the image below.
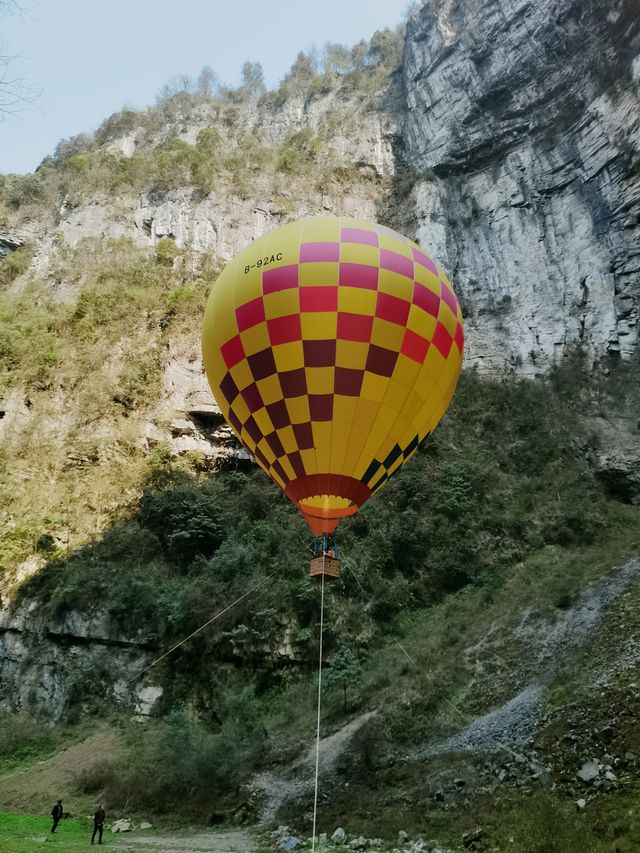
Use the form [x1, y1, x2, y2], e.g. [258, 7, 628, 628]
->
[577, 760, 601, 782]
[110, 818, 133, 833]
[331, 827, 347, 845]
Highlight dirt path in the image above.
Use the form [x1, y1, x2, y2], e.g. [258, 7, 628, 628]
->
[112, 829, 253, 852]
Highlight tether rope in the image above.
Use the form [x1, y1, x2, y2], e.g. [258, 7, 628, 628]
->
[311, 566, 326, 853]
[127, 571, 276, 684]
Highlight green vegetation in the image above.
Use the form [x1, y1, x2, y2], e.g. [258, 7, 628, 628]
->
[0, 812, 96, 852]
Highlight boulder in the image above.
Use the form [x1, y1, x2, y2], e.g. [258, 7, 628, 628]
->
[577, 760, 600, 782]
[331, 827, 347, 845]
[140, 821, 152, 829]
[110, 818, 133, 833]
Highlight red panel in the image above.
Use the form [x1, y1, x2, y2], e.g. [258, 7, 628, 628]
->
[432, 322, 453, 358]
[401, 329, 430, 364]
[454, 322, 464, 354]
[380, 249, 414, 279]
[337, 312, 373, 342]
[236, 297, 265, 332]
[338, 262, 378, 290]
[411, 246, 438, 274]
[341, 227, 379, 246]
[220, 335, 245, 369]
[268, 313, 302, 345]
[300, 287, 338, 312]
[376, 292, 411, 326]
[412, 282, 440, 317]
[300, 242, 340, 262]
[440, 280, 458, 314]
[263, 264, 299, 293]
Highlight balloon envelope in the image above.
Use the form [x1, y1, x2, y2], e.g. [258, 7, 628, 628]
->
[202, 217, 463, 534]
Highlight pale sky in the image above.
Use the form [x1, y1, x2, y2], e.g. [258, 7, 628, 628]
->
[1, 0, 411, 174]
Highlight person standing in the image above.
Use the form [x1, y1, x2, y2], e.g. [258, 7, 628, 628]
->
[91, 805, 106, 845]
[50, 799, 63, 833]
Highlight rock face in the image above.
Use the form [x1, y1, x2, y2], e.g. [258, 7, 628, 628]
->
[400, 0, 640, 374]
[0, 605, 159, 721]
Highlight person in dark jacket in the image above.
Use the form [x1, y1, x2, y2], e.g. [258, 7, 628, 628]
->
[91, 805, 106, 845]
[50, 800, 63, 833]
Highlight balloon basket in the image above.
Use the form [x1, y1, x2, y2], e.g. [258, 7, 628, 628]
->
[310, 556, 341, 579]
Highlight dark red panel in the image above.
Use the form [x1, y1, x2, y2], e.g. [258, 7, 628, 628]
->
[280, 368, 308, 398]
[335, 367, 364, 396]
[293, 421, 315, 450]
[380, 249, 413, 279]
[219, 372, 239, 403]
[266, 399, 290, 429]
[366, 345, 398, 377]
[309, 394, 334, 421]
[303, 339, 337, 367]
[241, 382, 264, 413]
[247, 348, 277, 381]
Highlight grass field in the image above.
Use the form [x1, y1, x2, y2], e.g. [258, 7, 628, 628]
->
[0, 812, 102, 852]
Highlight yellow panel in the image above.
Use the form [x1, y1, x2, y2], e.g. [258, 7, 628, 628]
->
[273, 340, 304, 372]
[393, 353, 422, 388]
[312, 421, 332, 448]
[378, 268, 413, 301]
[240, 430, 257, 452]
[278, 425, 297, 455]
[390, 414, 412, 447]
[301, 313, 338, 339]
[301, 218, 341, 242]
[379, 234, 413, 256]
[314, 445, 331, 471]
[256, 438, 276, 464]
[399, 424, 418, 449]
[333, 394, 358, 425]
[402, 389, 423, 422]
[344, 426, 372, 472]
[270, 469, 286, 490]
[230, 395, 250, 425]
[280, 456, 296, 479]
[263, 288, 300, 319]
[361, 428, 389, 460]
[339, 243, 379, 266]
[414, 264, 440, 292]
[439, 351, 462, 389]
[407, 304, 438, 339]
[376, 435, 396, 461]
[286, 396, 310, 424]
[204, 345, 227, 388]
[372, 403, 398, 435]
[240, 324, 270, 357]
[371, 317, 405, 351]
[306, 366, 334, 394]
[298, 262, 339, 287]
[256, 374, 282, 405]
[330, 445, 347, 472]
[438, 302, 457, 337]
[229, 359, 253, 390]
[337, 286, 377, 315]
[232, 263, 263, 305]
[381, 380, 411, 413]
[300, 448, 317, 473]
[386, 455, 404, 478]
[420, 345, 446, 387]
[361, 372, 389, 403]
[355, 397, 380, 429]
[336, 340, 369, 369]
[253, 409, 274, 436]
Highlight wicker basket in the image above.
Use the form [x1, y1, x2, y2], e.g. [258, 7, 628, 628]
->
[309, 555, 341, 579]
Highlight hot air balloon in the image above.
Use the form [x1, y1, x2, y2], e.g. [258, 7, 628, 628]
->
[202, 217, 463, 576]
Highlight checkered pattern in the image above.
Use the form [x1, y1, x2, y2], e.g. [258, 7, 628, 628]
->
[202, 217, 464, 534]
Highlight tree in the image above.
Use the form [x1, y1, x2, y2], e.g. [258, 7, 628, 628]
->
[196, 65, 218, 99]
[0, 1, 37, 118]
[325, 647, 362, 713]
[239, 61, 265, 98]
[322, 43, 351, 75]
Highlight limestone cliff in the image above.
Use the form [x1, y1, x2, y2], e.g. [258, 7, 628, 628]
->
[399, 0, 640, 373]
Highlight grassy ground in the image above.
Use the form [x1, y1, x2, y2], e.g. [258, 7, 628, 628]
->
[0, 812, 100, 852]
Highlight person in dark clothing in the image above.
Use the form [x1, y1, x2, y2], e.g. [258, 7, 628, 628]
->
[91, 805, 105, 845]
[50, 800, 63, 833]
